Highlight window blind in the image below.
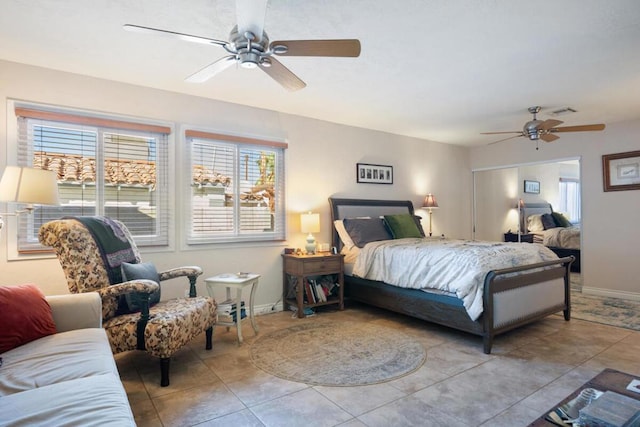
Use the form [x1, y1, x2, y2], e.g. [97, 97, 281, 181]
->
[558, 179, 581, 223]
[15, 107, 170, 252]
[186, 130, 286, 244]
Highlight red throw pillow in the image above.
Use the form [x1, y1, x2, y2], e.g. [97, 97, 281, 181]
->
[0, 284, 57, 353]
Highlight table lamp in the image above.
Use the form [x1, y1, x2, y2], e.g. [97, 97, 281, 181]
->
[422, 193, 439, 236]
[0, 166, 60, 233]
[300, 211, 320, 254]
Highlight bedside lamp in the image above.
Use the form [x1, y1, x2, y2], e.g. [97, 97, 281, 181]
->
[300, 212, 320, 254]
[422, 193, 439, 237]
[0, 166, 60, 233]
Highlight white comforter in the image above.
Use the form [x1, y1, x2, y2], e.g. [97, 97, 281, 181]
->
[352, 238, 558, 321]
[536, 226, 580, 249]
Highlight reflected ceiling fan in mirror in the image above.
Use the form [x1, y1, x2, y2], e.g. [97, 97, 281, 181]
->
[482, 106, 605, 149]
[123, 0, 361, 91]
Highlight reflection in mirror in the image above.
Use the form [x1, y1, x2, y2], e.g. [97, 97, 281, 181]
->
[472, 159, 581, 287]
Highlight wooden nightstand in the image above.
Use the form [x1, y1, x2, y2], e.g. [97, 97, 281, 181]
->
[282, 253, 344, 318]
[504, 232, 534, 243]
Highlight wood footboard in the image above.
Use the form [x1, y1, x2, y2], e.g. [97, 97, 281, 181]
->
[344, 256, 573, 354]
[482, 256, 573, 353]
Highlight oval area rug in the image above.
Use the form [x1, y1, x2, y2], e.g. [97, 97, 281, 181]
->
[249, 321, 426, 386]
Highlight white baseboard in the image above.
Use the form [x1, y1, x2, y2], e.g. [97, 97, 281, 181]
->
[582, 287, 640, 302]
[253, 302, 284, 315]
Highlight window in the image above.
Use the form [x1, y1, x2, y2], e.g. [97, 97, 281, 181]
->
[558, 178, 581, 223]
[185, 130, 286, 244]
[15, 107, 171, 253]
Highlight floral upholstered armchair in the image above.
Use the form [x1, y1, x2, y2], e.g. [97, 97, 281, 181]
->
[39, 217, 217, 387]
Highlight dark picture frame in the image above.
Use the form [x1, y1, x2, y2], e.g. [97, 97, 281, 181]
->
[356, 163, 393, 184]
[523, 180, 540, 194]
[602, 150, 640, 192]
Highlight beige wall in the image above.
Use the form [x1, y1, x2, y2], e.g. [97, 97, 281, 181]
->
[470, 121, 640, 299]
[0, 60, 472, 310]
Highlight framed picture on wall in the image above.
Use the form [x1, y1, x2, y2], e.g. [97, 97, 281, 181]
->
[356, 163, 393, 184]
[524, 180, 540, 194]
[602, 150, 640, 192]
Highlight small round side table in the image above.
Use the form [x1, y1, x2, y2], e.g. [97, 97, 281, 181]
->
[204, 273, 260, 344]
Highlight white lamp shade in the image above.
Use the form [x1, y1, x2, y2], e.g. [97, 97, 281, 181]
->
[300, 212, 320, 233]
[0, 166, 60, 205]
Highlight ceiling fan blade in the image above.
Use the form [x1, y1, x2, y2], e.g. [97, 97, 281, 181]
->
[480, 131, 521, 135]
[550, 124, 606, 133]
[259, 57, 306, 91]
[123, 24, 228, 47]
[270, 39, 361, 57]
[540, 133, 560, 143]
[488, 135, 523, 145]
[236, 0, 267, 41]
[185, 56, 236, 83]
[539, 119, 563, 130]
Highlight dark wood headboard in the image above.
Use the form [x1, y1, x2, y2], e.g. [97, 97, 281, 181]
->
[328, 198, 415, 251]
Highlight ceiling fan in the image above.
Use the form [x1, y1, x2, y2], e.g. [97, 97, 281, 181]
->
[123, 0, 361, 91]
[482, 106, 605, 147]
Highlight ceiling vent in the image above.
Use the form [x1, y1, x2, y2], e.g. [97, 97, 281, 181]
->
[549, 107, 577, 116]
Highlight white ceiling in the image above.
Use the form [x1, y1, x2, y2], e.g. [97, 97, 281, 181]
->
[2, 0, 640, 147]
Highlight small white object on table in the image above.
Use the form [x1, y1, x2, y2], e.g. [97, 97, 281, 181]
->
[204, 273, 260, 344]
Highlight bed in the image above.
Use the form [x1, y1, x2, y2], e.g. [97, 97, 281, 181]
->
[329, 197, 574, 354]
[521, 202, 581, 272]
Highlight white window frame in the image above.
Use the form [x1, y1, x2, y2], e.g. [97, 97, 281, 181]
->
[184, 129, 287, 245]
[7, 102, 173, 258]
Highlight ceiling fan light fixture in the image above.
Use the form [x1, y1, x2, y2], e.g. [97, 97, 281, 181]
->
[125, 0, 361, 90]
[239, 52, 260, 68]
[523, 120, 542, 138]
[483, 105, 604, 147]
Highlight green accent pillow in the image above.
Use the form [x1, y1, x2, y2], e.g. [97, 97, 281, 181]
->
[551, 211, 572, 227]
[384, 214, 423, 239]
[121, 262, 161, 312]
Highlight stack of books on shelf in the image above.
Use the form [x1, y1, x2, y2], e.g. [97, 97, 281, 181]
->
[303, 278, 339, 304]
[217, 299, 246, 323]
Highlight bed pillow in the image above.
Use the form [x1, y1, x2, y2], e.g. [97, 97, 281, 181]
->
[343, 218, 392, 248]
[334, 220, 357, 250]
[541, 213, 557, 230]
[384, 214, 423, 239]
[527, 214, 544, 232]
[551, 211, 572, 228]
[121, 262, 161, 312]
[0, 284, 57, 353]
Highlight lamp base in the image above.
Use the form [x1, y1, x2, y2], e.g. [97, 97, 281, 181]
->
[305, 234, 316, 254]
[428, 210, 433, 237]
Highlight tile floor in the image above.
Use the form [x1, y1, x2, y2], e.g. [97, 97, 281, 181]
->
[116, 302, 640, 427]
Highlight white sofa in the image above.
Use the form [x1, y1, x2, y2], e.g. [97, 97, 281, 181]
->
[0, 292, 135, 426]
